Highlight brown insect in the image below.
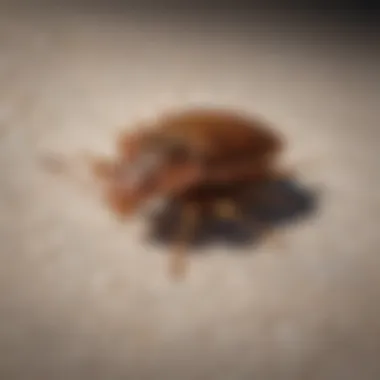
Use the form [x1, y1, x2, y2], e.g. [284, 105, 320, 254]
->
[90, 107, 289, 278]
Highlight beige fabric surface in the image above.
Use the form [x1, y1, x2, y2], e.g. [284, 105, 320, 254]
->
[0, 6, 380, 380]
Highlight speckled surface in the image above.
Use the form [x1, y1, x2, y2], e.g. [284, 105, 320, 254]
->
[0, 6, 380, 380]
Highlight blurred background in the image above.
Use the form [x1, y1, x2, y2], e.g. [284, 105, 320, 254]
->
[0, 1, 379, 379]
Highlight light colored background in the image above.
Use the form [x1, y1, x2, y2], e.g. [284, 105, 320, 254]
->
[0, 6, 380, 380]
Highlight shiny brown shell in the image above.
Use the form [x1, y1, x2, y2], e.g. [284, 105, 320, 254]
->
[94, 108, 285, 217]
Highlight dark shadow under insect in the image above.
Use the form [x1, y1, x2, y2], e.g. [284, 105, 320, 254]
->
[147, 176, 319, 250]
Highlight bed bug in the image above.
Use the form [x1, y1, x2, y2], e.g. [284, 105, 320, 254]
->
[91, 107, 289, 278]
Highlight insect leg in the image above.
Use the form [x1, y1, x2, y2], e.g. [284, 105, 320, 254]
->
[213, 198, 240, 220]
[169, 202, 200, 279]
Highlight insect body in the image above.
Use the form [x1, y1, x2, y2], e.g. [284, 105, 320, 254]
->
[93, 108, 286, 278]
